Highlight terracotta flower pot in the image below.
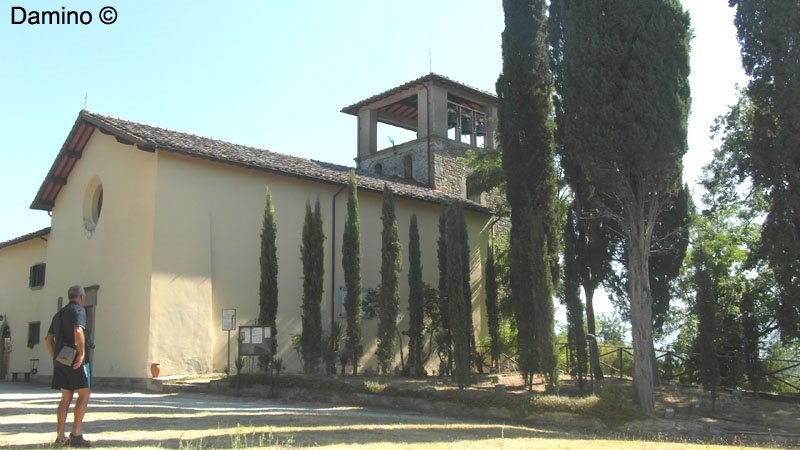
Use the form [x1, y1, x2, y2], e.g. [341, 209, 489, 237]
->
[150, 363, 161, 378]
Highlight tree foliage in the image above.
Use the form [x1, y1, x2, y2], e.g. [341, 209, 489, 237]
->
[300, 199, 325, 374]
[342, 172, 362, 375]
[498, 0, 559, 392]
[570, 191, 617, 380]
[258, 188, 279, 344]
[550, 0, 691, 414]
[407, 214, 425, 377]
[444, 202, 471, 388]
[605, 185, 692, 336]
[687, 91, 779, 391]
[436, 210, 452, 375]
[563, 204, 587, 390]
[692, 243, 721, 396]
[485, 244, 502, 372]
[376, 184, 401, 375]
[729, 0, 800, 341]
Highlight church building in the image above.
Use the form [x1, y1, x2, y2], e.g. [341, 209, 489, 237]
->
[0, 74, 498, 384]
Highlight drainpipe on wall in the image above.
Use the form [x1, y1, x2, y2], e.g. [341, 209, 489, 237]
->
[489, 215, 503, 253]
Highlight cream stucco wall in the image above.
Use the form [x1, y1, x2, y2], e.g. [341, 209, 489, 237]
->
[41, 131, 157, 379]
[0, 129, 491, 381]
[149, 151, 491, 376]
[0, 236, 49, 378]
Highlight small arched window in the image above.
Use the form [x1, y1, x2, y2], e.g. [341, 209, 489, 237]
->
[403, 155, 413, 180]
[374, 163, 383, 176]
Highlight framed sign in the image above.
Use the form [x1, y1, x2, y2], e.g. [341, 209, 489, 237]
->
[222, 309, 236, 331]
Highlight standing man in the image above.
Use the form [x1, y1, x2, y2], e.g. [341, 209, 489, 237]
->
[45, 285, 92, 447]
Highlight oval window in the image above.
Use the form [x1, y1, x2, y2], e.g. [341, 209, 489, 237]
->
[83, 177, 103, 232]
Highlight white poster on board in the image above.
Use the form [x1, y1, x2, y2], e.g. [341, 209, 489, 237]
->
[252, 327, 263, 344]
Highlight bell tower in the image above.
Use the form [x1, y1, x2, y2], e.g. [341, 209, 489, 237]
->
[341, 74, 498, 199]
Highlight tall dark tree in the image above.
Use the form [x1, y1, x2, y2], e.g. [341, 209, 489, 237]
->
[571, 192, 617, 381]
[258, 188, 279, 356]
[604, 185, 691, 386]
[300, 199, 325, 374]
[740, 287, 762, 391]
[693, 243, 721, 408]
[485, 244, 501, 372]
[376, 184, 401, 375]
[550, 0, 691, 413]
[563, 204, 587, 391]
[436, 210, 452, 376]
[605, 186, 692, 332]
[650, 185, 691, 334]
[696, 92, 777, 391]
[730, 0, 800, 341]
[445, 203, 471, 388]
[460, 209, 474, 371]
[342, 172, 362, 375]
[498, 0, 559, 392]
[407, 214, 425, 377]
[551, 2, 617, 380]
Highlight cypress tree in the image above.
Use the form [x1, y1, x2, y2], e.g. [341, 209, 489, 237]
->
[497, 0, 559, 391]
[563, 204, 587, 391]
[550, 0, 691, 413]
[342, 172, 362, 375]
[574, 197, 616, 381]
[407, 214, 425, 377]
[445, 203, 470, 388]
[730, 0, 800, 341]
[300, 199, 325, 374]
[436, 210, 452, 375]
[258, 187, 278, 358]
[740, 288, 761, 391]
[376, 184, 400, 375]
[693, 244, 720, 409]
[460, 208, 474, 370]
[485, 245, 501, 372]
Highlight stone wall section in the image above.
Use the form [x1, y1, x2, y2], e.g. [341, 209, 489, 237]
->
[360, 138, 431, 185]
[359, 136, 478, 200]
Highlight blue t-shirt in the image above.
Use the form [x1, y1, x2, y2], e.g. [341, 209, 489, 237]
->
[47, 301, 86, 352]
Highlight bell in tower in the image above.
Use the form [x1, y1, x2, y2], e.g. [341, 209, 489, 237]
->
[341, 73, 497, 197]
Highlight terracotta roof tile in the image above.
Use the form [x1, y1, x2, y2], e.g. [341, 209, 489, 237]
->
[0, 227, 50, 251]
[77, 111, 491, 213]
[341, 73, 497, 115]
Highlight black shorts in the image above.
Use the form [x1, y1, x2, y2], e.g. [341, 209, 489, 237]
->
[51, 362, 91, 391]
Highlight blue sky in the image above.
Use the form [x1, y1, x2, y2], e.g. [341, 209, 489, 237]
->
[1, 0, 746, 245]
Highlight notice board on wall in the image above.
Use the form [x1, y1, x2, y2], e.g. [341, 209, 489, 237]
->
[237, 326, 274, 356]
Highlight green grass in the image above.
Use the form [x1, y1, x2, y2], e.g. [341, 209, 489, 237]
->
[227, 372, 643, 427]
[178, 425, 295, 449]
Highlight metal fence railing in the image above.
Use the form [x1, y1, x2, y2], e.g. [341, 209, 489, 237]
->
[476, 343, 800, 394]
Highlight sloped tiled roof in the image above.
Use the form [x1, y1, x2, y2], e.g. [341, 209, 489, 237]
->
[0, 227, 50, 251]
[31, 111, 491, 214]
[341, 73, 497, 116]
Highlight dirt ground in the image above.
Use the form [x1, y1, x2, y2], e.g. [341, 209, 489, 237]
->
[0, 375, 798, 449]
[465, 374, 800, 443]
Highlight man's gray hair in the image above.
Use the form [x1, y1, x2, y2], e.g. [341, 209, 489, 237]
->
[67, 285, 85, 300]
